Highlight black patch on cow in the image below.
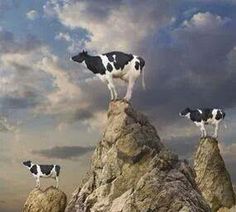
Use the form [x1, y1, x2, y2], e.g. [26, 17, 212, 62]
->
[216, 110, 224, 120]
[39, 165, 54, 175]
[135, 61, 140, 70]
[107, 54, 114, 62]
[55, 165, 60, 177]
[103, 51, 134, 70]
[137, 57, 145, 70]
[190, 110, 202, 122]
[30, 165, 38, 175]
[23, 160, 31, 168]
[201, 108, 213, 121]
[107, 63, 113, 72]
[84, 56, 106, 74]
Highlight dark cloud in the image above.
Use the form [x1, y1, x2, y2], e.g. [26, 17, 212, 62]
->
[0, 1, 17, 15]
[54, 0, 236, 128]
[225, 160, 236, 184]
[72, 109, 94, 121]
[0, 30, 42, 53]
[164, 135, 199, 159]
[0, 91, 42, 110]
[32, 146, 95, 159]
[132, 10, 236, 127]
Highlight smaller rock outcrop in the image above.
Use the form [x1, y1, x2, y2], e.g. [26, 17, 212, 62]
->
[23, 186, 67, 212]
[194, 137, 236, 212]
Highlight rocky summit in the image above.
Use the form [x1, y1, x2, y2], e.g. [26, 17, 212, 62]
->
[66, 100, 210, 212]
[23, 186, 67, 212]
[194, 137, 236, 212]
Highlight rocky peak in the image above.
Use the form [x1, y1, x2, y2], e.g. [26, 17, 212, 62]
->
[66, 100, 210, 212]
[23, 186, 67, 212]
[194, 137, 236, 212]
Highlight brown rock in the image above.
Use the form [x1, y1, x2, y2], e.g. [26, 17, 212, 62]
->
[66, 100, 210, 212]
[23, 186, 67, 212]
[194, 137, 236, 212]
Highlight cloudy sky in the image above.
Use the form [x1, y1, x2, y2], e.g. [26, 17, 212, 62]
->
[1, 0, 236, 211]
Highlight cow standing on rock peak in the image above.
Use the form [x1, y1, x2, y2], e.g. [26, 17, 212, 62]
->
[71, 50, 145, 101]
[179, 108, 225, 138]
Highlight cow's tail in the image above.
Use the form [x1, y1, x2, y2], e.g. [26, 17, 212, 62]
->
[141, 69, 146, 90]
[138, 57, 146, 90]
[221, 110, 227, 129]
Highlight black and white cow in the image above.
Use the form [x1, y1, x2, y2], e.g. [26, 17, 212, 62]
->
[179, 108, 225, 138]
[71, 50, 145, 101]
[23, 161, 60, 188]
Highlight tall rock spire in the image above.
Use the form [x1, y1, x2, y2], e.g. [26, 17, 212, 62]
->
[66, 100, 210, 212]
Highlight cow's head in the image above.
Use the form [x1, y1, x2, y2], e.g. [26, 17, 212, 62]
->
[179, 108, 190, 117]
[23, 160, 32, 168]
[71, 50, 88, 63]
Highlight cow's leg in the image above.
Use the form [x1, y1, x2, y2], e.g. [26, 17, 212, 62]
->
[197, 122, 206, 138]
[214, 122, 219, 138]
[36, 177, 40, 188]
[97, 73, 114, 100]
[107, 83, 114, 100]
[124, 77, 136, 101]
[200, 123, 207, 138]
[109, 82, 118, 100]
[56, 177, 59, 188]
[106, 74, 118, 100]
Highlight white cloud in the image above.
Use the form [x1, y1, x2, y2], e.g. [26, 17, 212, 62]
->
[0, 27, 105, 131]
[35, 55, 85, 115]
[0, 46, 51, 98]
[55, 32, 84, 53]
[55, 32, 71, 42]
[44, 0, 172, 52]
[26, 10, 38, 20]
[182, 12, 230, 31]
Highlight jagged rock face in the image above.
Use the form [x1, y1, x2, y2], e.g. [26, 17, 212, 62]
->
[66, 101, 210, 212]
[194, 137, 236, 212]
[23, 186, 67, 212]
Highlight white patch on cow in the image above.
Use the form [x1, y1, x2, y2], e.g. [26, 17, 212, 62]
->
[113, 55, 116, 63]
[197, 109, 202, 114]
[185, 112, 191, 119]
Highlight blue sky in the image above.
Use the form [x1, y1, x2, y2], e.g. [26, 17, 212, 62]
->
[1, 0, 236, 211]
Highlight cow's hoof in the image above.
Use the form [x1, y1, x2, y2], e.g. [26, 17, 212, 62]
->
[123, 98, 129, 103]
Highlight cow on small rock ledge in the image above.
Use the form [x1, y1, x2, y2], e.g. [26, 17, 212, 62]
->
[23, 161, 60, 188]
[179, 108, 225, 138]
[71, 50, 145, 101]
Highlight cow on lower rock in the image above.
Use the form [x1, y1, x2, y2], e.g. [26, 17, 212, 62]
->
[71, 50, 145, 101]
[23, 161, 60, 188]
[179, 108, 225, 138]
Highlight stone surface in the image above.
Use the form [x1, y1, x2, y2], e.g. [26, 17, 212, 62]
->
[66, 100, 210, 212]
[194, 137, 236, 212]
[23, 186, 67, 212]
[217, 205, 236, 212]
